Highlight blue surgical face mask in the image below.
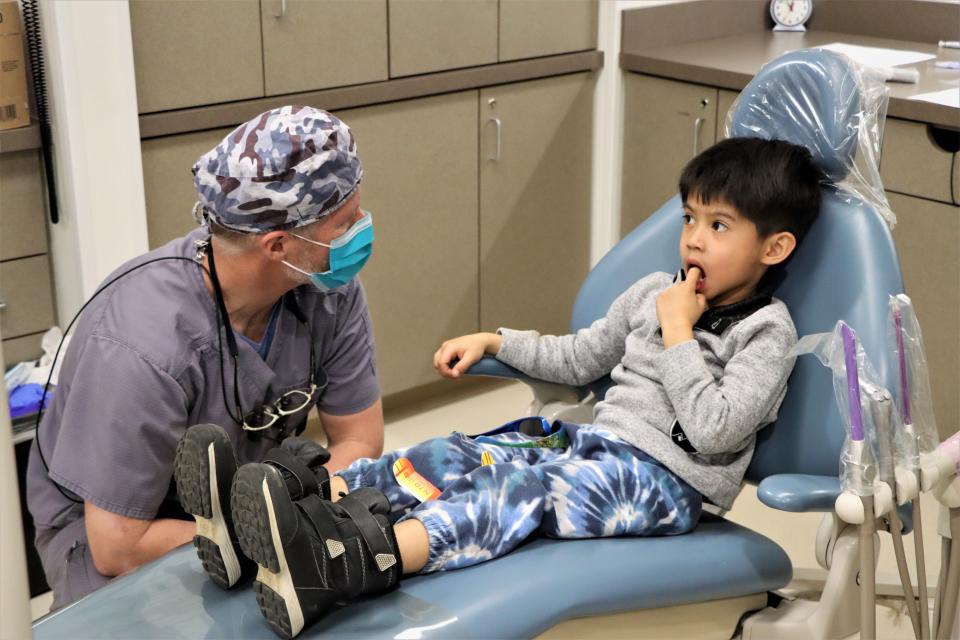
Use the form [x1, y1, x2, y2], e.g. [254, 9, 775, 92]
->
[283, 211, 374, 291]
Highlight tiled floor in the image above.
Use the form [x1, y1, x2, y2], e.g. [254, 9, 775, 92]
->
[30, 381, 957, 638]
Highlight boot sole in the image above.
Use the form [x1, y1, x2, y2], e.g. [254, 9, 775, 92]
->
[232, 465, 304, 639]
[173, 425, 243, 589]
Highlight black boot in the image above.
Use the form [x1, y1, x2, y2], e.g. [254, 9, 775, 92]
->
[231, 463, 402, 639]
[173, 425, 330, 589]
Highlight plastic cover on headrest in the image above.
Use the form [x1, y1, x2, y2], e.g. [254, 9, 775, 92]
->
[725, 48, 894, 228]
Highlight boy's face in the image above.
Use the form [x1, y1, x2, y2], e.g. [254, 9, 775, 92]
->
[680, 194, 785, 307]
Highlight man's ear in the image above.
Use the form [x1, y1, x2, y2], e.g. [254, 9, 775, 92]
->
[760, 231, 797, 267]
[258, 231, 291, 262]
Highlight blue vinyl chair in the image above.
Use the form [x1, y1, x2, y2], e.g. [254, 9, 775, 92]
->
[32, 49, 904, 640]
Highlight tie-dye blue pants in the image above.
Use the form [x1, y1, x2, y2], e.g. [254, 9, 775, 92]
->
[336, 421, 702, 573]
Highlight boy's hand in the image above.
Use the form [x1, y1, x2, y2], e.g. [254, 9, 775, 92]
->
[656, 267, 708, 347]
[433, 333, 503, 379]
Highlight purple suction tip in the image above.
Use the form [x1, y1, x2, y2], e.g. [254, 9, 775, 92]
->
[893, 307, 912, 425]
[841, 323, 865, 442]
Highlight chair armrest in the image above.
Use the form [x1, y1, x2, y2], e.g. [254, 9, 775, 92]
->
[464, 355, 530, 381]
[757, 474, 914, 533]
[757, 474, 840, 513]
[465, 356, 593, 403]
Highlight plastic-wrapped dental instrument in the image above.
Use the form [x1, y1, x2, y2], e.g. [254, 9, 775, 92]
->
[793, 321, 892, 501]
[888, 295, 953, 492]
[724, 47, 895, 228]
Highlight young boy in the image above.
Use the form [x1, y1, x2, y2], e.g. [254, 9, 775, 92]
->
[176, 136, 822, 638]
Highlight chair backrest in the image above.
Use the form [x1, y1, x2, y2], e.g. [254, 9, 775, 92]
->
[573, 50, 904, 482]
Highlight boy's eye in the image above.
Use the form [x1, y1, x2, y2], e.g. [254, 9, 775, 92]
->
[712, 221, 728, 232]
[682, 214, 693, 225]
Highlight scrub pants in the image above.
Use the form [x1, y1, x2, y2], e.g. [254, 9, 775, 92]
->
[337, 422, 703, 573]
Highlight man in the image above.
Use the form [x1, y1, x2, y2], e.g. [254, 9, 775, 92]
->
[26, 106, 384, 609]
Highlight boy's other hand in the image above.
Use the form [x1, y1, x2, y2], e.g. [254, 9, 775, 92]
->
[434, 333, 502, 379]
[656, 267, 708, 347]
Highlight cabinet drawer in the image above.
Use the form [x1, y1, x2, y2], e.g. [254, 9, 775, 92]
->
[130, 0, 264, 113]
[2, 331, 44, 369]
[141, 128, 234, 249]
[389, 0, 498, 77]
[499, 0, 597, 62]
[262, 0, 388, 95]
[881, 118, 958, 205]
[0, 150, 48, 261]
[0, 255, 56, 339]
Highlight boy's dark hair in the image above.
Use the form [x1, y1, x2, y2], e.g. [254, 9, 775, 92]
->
[679, 137, 823, 244]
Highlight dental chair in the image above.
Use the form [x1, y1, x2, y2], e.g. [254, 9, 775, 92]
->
[32, 49, 904, 639]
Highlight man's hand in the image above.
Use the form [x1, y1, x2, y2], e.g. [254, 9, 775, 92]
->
[433, 333, 502, 379]
[656, 266, 708, 348]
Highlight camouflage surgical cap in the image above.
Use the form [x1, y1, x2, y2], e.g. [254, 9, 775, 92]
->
[192, 105, 362, 233]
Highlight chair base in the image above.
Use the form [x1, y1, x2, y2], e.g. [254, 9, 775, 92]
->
[742, 525, 869, 640]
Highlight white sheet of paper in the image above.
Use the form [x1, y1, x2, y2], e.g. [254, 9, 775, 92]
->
[821, 43, 935, 68]
[907, 88, 960, 108]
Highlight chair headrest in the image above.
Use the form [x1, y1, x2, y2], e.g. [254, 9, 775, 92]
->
[727, 49, 861, 182]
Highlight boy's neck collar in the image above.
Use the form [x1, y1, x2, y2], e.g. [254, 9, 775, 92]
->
[694, 266, 786, 335]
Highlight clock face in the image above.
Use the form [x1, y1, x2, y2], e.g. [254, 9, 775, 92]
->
[770, 0, 813, 27]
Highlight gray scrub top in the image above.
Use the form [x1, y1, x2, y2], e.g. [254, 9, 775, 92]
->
[26, 227, 380, 542]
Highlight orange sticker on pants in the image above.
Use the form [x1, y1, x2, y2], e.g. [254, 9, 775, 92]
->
[393, 457, 441, 502]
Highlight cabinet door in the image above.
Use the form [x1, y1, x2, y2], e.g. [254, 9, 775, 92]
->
[499, 0, 597, 62]
[141, 128, 233, 249]
[716, 89, 739, 141]
[888, 192, 959, 441]
[480, 73, 593, 337]
[130, 0, 264, 113]
[261, 0, 388, 95]
[0, 150, 47, 261]
[621, 74, 717, 236]
[2, 332, 44, 369]
[0, 256, 55, 339]
[388, 0, 498, 77]
[336, 92, 480, 396]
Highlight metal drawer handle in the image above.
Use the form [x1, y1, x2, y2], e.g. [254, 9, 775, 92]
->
[486, 117, 502, 162]
[274, 0, 287, 18]
[692, 117, 705, 156]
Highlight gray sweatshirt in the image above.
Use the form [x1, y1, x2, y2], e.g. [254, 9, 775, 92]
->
[496, 271, 797, 510]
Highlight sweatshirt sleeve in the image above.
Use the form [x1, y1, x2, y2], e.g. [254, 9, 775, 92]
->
[495, 274, 661, 386]
[652, 303, 798, 455]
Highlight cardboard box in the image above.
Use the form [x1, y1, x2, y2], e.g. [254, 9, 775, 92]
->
[0, 1, 30, 131]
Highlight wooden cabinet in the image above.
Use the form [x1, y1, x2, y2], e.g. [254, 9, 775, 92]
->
[621, 74, 717, 236]
[130, 0, 265, 113]
[499, 0, 597, 62]
[261, 0, 388, 96]
[1, 150, 55, 368]
[0, 151, 47, 261]
[0, 256, 56, 341]
[141, 128, 232, 248]
[479, 73, 593, 337]
[338, 92, 480, 396]
[881, 118, 958, 206]
[888, 192, 959, 441]
[388, 0, 498, 77]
